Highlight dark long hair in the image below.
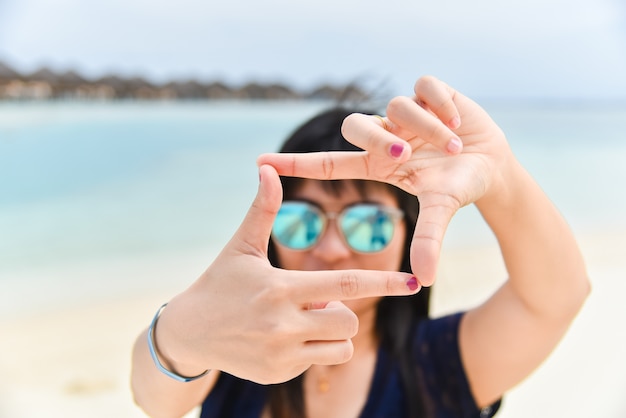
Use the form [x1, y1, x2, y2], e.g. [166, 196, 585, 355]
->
[266, 108, 430, 418]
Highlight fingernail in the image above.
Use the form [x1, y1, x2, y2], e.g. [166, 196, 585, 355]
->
[448, 116, 461, 130]
[406, 276, 420, 291]
[446, 137, 462, 154]
[390, 143, 404, 159]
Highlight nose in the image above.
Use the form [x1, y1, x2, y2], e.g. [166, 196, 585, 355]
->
[310, 220, 351, 264]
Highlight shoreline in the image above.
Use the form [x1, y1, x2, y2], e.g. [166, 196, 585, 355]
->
[1, 229, 624, 417]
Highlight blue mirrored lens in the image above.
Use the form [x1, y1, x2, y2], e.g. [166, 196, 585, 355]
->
[272, 202, 323, 249]
[341, 205, 395, 252]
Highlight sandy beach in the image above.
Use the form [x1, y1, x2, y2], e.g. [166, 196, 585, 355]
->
[1, 229, 625, 418]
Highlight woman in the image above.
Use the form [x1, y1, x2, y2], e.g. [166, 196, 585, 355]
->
[131, 76, 590, 417]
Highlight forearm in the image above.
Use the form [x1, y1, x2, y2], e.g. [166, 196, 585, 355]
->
[476, 157, 590, 319]
[130, 328, 216, 418]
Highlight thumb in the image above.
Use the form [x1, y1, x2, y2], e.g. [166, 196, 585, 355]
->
[232, 164, 283, 254]
[409, 194, 456, 286]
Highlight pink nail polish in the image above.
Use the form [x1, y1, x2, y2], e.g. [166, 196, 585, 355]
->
[407, 276, 419, 291]
[390, 143, 404, 159]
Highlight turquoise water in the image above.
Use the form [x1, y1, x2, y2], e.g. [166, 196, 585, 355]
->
[1, 100, 625, 312]
[0, 101, 329, 271]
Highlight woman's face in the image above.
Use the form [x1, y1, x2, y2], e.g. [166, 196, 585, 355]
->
[274, 179, 406, 284]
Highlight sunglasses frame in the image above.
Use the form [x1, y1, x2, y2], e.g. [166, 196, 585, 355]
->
[271, 200, 404, 253]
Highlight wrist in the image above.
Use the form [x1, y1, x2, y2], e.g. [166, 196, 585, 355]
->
[148, 303, 210, 382]
[475, 156, 527, 215]
[475, 157, 555, 240]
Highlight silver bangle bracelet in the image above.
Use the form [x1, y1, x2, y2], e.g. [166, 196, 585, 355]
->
[147, 303, 209, 383]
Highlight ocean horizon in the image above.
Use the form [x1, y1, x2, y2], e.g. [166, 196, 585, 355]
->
[1, 99, 625, 317]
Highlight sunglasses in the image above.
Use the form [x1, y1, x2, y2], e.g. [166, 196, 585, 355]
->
[271, 201, 404, 253]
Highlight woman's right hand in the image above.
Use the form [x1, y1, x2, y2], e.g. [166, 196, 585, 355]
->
[150, 164, 419, 385]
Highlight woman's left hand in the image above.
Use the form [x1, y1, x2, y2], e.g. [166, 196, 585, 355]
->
[258, 76, 515, 286]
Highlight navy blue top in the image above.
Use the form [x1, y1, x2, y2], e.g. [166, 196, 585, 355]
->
[200, 312, 501, 418]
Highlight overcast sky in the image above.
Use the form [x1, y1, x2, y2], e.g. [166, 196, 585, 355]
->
[0, 0, 625, 99]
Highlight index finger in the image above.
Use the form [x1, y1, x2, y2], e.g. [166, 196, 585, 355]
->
[338, 113, 412, 162]
[285, 269, 421, 303]
[256, 151, 373, 180]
